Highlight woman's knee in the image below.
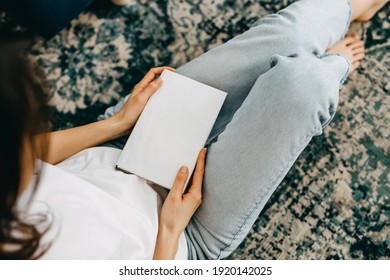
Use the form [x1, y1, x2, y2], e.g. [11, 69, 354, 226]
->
[259, 54, 340, 129]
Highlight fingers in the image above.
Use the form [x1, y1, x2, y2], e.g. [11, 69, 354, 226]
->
[160, 66, 176, 73]
[139, 77, 163, 100]
[187, 148, 207, 196]
[170, 148, 207, 199]
[135, 67, 175, 92]
[171, 166, 189, 197]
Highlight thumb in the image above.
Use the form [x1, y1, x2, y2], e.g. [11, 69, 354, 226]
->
[170, 166, 188, 196]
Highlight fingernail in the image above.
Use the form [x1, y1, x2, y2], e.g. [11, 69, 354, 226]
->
[180, 166, 188, 173]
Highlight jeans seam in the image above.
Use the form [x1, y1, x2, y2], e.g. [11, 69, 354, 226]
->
[217, 126, 321, 259]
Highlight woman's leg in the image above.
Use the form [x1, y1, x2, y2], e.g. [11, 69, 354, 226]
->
[184, 53, 350, 260]
[99, 0, 383, 148]
[99, 0, 352, 148]
[352, 0, 388, 21]
[176, 0, 352, 142]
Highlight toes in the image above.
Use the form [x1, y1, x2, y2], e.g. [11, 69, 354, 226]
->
[353, 46, 365, 55]
[350, 61, 361, 74]
[342, 35, 359, 45]
[349, 40, 364, 49]
[354, 52, 365, 61]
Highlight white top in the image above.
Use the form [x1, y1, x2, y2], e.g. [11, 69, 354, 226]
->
[18, 147, 188, 260]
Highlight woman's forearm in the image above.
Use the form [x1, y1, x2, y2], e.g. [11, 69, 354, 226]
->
[44, 67, 171, 165]
[45, 117, 128, 165]
[153, 226, 181, 260]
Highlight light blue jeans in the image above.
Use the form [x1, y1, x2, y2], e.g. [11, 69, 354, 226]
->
[99, 0, 352, 259]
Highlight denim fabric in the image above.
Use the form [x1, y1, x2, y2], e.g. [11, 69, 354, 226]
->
[98, 0, 351, 259]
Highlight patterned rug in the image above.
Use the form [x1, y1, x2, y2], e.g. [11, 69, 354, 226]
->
[2, 0, 389, 259]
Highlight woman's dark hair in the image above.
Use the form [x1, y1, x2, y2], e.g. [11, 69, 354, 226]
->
[0, 33, 52, 259]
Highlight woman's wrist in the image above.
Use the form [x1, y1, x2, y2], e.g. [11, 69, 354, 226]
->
[153, 224, 181, 260]
[105, 113, 134, 139]
[158, 223, 182, 239]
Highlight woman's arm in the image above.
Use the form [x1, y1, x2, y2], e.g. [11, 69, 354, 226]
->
[45, 67, 175, 165]
[153, 148, 206, 260]
[46, 117, 128, 164]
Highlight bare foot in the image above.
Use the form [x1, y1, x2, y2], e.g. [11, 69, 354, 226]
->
[355, 0, 389, 21]
[326, 35, 365, 73]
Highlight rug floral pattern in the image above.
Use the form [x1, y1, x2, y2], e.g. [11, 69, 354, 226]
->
[2, 0, 389, 259]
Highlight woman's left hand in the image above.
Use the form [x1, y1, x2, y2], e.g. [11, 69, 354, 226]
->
[159, 147, 206, 236]
[111, 66, 175, 135]
[153, 148, 207, 259]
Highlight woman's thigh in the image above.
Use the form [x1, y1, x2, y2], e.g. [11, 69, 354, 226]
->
[176, 0, 351, 143]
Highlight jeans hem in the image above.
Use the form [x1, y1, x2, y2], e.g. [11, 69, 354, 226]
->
[317, 52, 351, 86]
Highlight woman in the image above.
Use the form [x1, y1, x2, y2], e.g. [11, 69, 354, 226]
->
[0, 0, 387, 259]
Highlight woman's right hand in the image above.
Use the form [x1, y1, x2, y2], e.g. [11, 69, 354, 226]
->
[110, 66, 175, 136]
[153, 148, 207, 259]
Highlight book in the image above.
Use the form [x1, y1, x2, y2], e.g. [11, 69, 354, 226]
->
[116, 69, 227, 189]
